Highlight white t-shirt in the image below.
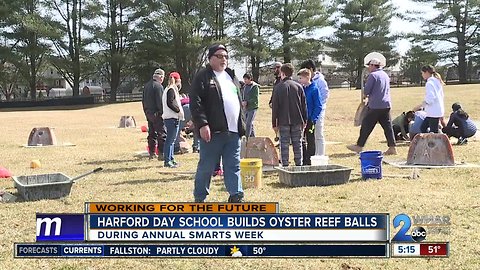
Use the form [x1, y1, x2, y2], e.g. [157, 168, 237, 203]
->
[214, 70, 240, 133]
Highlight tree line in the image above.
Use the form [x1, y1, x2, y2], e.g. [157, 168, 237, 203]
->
[0, 0, 479, 101]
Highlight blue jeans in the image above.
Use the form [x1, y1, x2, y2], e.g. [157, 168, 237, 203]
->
[245, 109, 257, 137]
[194, 132, 243, 201]
[163, 118, 179, 164]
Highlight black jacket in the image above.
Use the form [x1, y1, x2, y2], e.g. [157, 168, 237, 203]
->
[271, 77, 307, 127]
[190, 65, 246, 136]
[142, 79, 164, 114]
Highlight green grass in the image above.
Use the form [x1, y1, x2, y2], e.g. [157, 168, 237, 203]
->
[0, 85, 479, 269]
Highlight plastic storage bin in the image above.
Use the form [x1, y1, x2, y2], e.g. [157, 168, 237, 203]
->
[13, 173, 73, 201]
[277, 165, 352, 187]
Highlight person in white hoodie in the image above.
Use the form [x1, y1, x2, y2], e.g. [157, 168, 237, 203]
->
[300, 59, 329, 156]
[414, 65, 445, 133]
[162, 72, 184, 168]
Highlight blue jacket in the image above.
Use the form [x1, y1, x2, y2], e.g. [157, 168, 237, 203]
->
[304, 82, 321, 123]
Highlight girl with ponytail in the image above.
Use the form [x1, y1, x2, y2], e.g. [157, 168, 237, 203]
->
[414, 65, 445, 133]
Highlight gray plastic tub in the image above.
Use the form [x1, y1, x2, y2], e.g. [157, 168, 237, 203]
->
[277, 165, 353, 187]
[13, 173, 73, 201]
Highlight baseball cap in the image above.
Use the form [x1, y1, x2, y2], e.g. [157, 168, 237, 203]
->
[273, 61, 282, 69]
[169, 72, 181, 80]
[367, 58, 382, 66]
[207, 44, 228, 59]
[153, 68, 165, 76]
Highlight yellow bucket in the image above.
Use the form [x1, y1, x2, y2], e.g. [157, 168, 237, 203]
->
[240, 158, 263, 188]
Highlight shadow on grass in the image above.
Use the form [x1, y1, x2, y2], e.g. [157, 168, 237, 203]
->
[112, 175, 188, 186]
[380, 140, 410, 147]
[80, 157, 144, 165]
[0, 191, 75, 203]
[0, 103, 108, 112]
[348, 176, 367, 183]
[100, 165, 160, 174]
[266, 182, 293, 189]
[329, 152, 358, 158]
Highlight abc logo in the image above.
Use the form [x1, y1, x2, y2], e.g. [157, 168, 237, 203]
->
[411, 227, 427, 242]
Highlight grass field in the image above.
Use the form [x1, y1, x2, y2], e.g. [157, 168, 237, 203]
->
[1, 85, 479, 269]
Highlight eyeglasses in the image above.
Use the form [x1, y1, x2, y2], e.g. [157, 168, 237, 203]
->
[213, 54, 229, 60]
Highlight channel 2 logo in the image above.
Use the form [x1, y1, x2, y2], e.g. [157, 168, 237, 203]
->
[392, 214, 426, 242]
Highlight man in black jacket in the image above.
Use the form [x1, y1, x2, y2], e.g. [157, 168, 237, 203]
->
[268, 61, 282, 108]
[271, 63, 307, 166]
[142, 68, 166, 160]
[190, 44, 246, 203]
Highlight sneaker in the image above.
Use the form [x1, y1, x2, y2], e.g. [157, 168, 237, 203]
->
[164, 161, 178, 168]
[192, 147, 199, 153]
[228, 193, 244, 203]
[346, 144, 363, 153]
[457, 137, 468, 145]
[383, 146, 397, 156]
[171, 160, 179, 166]
[149, 153, 157, 160]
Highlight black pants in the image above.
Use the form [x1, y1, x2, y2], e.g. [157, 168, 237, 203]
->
[357, 108, 396, 147]
[393, 124, 409, 140]
[302, 121, 316, 165]
[420, 117, 439, 133]
[146, 112, 166, 155]
[442, 126, 462, 138]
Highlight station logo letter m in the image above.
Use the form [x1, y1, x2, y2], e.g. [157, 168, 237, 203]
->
[36, 217, 62, 236]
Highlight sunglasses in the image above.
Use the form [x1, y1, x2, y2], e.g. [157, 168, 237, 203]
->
[213, 54, 229, 60]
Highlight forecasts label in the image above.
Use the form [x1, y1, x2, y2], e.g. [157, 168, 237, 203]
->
[15, 243, 389, 258]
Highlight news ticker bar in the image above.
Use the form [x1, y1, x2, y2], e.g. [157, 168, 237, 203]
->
[86, 203, 279, 213]
[392, 243, 449, 257]
[15, 243, 389, 258]
[37, 214, 388, 242]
